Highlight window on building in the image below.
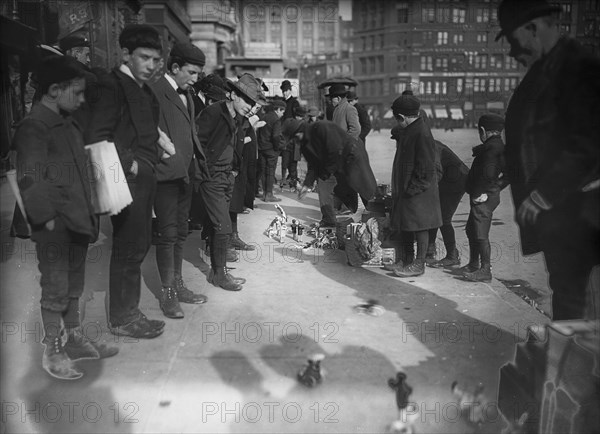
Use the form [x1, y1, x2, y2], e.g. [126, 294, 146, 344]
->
[419, 81, 425, 94]
[421, 55, 432, 71]
[452, 8, 466, 23]
[490, 8, 498, 24]
[511, 78, 517, 89]
[360, 58, 367, 74]
[474, 78, 480, 92]
[249, 22, 266, 42]
[270, 5, 281, 21]
[369, 57, 376, 74]
[491, 54, 503, 69]
[422, 7, 435, 23]
[397, 55, 407, 70]
[476, 33, 488, 43]
[303, 22, 313, 37]
[437, 31, 449, 45]
[328, 66, 334, 76]
[437, 7, 451, 23]
[559, 3, 572, 20]
[271, 22, 281, 42]
[287, 37, 297, 51]
[361, 36, 366, 51]
[303, 38, 312, 51]
[369, 35, 375, 50]
[426, 81, 432, 94]
[377, 34, 384, 49]
[399, 32, 408, 47]
[504, 78, 510, 92]
[434, 81, 440, 95]
[301, 4, 313, 21]
[480, 78, 486, 92]
[560, 24, 571, 35]
[457, 78, 464, 94]
[476, 8, 490, 23]
[288, 22, 297, 38]
[423, 31, 434, 44]
[397, 2, 409, 23]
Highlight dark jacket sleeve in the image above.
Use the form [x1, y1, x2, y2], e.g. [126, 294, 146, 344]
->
[357, 104, 372, 141]
[15, 120, 57, 225]
[405, 126, 436, 196]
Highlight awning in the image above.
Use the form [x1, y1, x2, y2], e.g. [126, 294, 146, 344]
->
[449, 107, 464, 120]
[434, 106, 448, 119]
[422, 107, 433, 118]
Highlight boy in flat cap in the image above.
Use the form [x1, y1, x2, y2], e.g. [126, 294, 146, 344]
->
[196, 73, 266, 291]
[15, 56, 117, 380]
[388, 94, 442, 278]
[460, 114, 506, 283]
[86, 24, 166, 339]
[149, 42, 209, 318]
[257, 99, 285, 202]
[497, 0, 600, 319]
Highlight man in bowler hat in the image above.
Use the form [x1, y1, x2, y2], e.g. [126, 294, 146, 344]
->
[329, 83, 360, 140]
[280, 80, 299, 120]
[150, 42, 209, 318]
[497, 0, 600, 319]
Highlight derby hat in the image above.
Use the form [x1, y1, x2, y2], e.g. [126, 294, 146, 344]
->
[280, 80, 292, 91]
[227, 73, 267, 105]
[496, 0, 561, 41]
[327, 83, 347, 98]
[59, 33, 90, 51]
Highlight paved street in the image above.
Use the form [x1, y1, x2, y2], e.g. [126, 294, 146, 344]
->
[0, 127, 550, 433]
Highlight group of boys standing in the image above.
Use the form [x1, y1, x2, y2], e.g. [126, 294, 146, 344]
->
[14, 24, 274, 380]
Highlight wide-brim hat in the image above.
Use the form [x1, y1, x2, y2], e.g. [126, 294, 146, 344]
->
[226, 73, 267, 105]
[495, 0, 561, 41]
[327, 83, 347, 98]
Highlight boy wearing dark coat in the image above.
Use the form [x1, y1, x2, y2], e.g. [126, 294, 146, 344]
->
[15, 56, 117, 380]
[196, 73, 266, 291]
[257, 100, 285, 202]
[389, 95, 442, 278]
[86, 25, 166, 339]
[461, 114, 506, 282]
[150, 42, 209, 319]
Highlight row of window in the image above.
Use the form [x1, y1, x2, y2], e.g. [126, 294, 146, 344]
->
[358, 30, 510, 51]
[396, 77, 520, 96]
[358, 56, 386, 75]
[419, 54, 518, 72]
[248, 21, 334, 44]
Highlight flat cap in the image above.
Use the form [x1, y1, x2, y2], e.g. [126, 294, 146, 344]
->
[496, 0, 561, 41]
[478, 113, 505, 131]
[59, 33, 90, 51]
[391, 95, 420, 116]
[294, 106, 307, 117]
[170, 42, 205, 67]
[270, 100, 286, 109]
[307, 106, 319, 116]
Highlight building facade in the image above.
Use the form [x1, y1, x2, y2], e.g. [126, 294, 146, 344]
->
[352, 0, 589, 127]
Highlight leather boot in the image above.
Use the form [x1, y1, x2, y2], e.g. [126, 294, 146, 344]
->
[205, 244, 238, 262]
[175, 277, 207, 304]
[42, 328, 83, 380]
[393, 259, 425, 278]
[462, 265, 492, 283]
[229, 232, 256, 251]
[159, 287, 184, 318]
[65, 327, 119, 360]
[207, 267, 246, 285]
[428, 248, 461, 268]
[208, 267, 243, 291]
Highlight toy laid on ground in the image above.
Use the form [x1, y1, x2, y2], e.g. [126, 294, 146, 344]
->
[265, 204, 288, 243]
[297, 353, 325, 387]
[451, 381, 492, 425]
[301, 223, 338, 250]
[353, 299, 385, 316]
[388, 372, 418, 433]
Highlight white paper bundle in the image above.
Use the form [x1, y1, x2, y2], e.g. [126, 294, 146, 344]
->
[6, 169, 31, 232]
[85, 141, 132, 216]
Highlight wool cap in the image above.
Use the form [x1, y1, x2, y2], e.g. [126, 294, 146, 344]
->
[478, 113, 505, 131]
[391, 95, 420, 117]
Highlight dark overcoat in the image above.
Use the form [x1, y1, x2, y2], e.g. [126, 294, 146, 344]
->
[15, 104, 98, 242]
[504, 37, 600, 254]
[355, 102, 372, 142]
[301, 121, 376, 211]
[150, 76, 208, 183]
[390, 117, 442, 231]
[465, 136, 504, 197]
[436, 140, 468, 195]
[230, 118, 257, 213]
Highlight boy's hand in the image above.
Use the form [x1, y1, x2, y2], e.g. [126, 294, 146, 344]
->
[473, 193, 488, 204]
[45, 219, 55, 231]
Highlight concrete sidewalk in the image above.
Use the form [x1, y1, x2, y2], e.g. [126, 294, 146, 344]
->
[0, 178, 549, 434]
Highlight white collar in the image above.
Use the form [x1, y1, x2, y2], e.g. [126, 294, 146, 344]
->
[164, 73, 179, 92]
[119, 64, 142, 87]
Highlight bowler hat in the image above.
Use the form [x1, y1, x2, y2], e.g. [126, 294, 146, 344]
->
[391, 95, 420, 117]
[327, 83, 347, 98]
[170, 42, 205, 67]
[496, 0, 561, 41]
[59, 33, 90, 51]
[280, 80, 292, 91]
[478, 113, 505, 131]
[226, 73, 267, 105]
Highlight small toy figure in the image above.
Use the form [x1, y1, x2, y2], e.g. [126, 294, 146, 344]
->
[265, 204, 288, 242]
[297, 353, 325, 387]
[291, 219, 298, 240]
[388, 372, 413, 410]
[451, 381, 491, 425]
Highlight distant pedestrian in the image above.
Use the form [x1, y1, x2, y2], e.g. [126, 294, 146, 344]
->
[347, 91, 371, 144]
[280, 79, 299, 121]
[257, 100, 285, 202]
[461, 114, 506, 283]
